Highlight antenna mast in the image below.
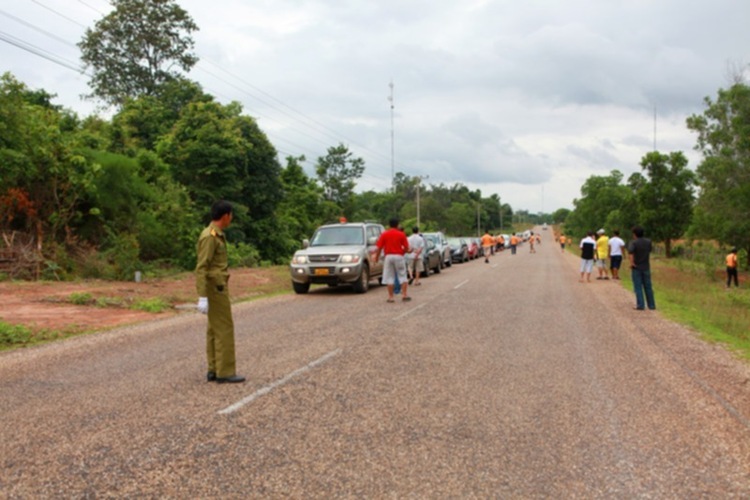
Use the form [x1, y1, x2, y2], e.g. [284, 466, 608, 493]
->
[388, 81, 395, 191]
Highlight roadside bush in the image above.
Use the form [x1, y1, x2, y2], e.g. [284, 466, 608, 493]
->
[69, 292, 93, 305]
[227, 241, 261, 268]
[131, 298, 169, 313]
[0, 321, 32, 346]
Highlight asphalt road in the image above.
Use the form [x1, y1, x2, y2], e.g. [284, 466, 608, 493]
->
[3, 231, 750, 497]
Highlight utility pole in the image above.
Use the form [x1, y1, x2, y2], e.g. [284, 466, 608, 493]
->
[388, 81, 395, 191]
[416, 175, 429, 229]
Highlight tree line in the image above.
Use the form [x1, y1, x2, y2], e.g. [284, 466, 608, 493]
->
[562, 81, 750, 268]
[0, 71, 519, 280]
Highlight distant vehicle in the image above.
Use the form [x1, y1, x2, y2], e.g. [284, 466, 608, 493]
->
[463, 237, 480, 259]
[448, 237, 469, 263]
[290, 221, 384, 294]
[423, 232, 452, 269]
[543, 223, 548, 230]
[500, 234, 511, 249]
[420, 238, 441, 277]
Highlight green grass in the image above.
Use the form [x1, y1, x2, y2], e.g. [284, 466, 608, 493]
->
[620, 256, 750, 359]
[68, 292, 93, 305]
[130, 297, 170, 313]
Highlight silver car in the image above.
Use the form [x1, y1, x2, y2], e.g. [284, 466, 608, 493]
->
[423, 231, 452, 269]
[290, 222, 385, 294]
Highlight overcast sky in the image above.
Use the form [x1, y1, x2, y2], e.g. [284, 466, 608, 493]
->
[3, 0, 750, 213]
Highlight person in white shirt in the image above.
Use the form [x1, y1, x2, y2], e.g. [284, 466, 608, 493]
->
[406, 227, 425, 286]
[579, 231, 597, 283]
[608, 230, 626, 280]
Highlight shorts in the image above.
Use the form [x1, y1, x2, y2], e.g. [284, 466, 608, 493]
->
[407, 254, 424, 273]
[595, 258, 607, 268]
[382, 254, 407, 285]
[580, 259, 594, 273]
[610, 255, 623, 269]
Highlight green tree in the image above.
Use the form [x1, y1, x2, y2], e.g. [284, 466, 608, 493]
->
[628, 151, 695, 257]
[687, 83, 750, 267]
[78, 0, 199, 107]
[315, 144, 365, 214]
[564, 170, 635, 238]
[0, 74, 100, 256]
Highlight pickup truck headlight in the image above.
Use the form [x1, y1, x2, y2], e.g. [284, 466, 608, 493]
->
[292, 254, 308, 264]
[340, 254, 361, 264]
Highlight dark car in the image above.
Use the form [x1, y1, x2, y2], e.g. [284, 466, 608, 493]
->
[420, 238, 441, 277]
[447, 237, 469, 263]
[423, 232, 452, 269]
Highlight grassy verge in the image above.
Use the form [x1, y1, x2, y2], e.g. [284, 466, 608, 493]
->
[619, 256, 750, 359]
[1, 266, 292, 351]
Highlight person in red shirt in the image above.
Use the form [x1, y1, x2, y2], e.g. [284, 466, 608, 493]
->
[372, 218, 411, 302]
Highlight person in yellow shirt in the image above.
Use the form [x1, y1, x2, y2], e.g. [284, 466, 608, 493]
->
[559, 234, 566, 252]
[726, 247, 739, 288]
[595, 229, 610, 280]
[481, 231, 495, 263]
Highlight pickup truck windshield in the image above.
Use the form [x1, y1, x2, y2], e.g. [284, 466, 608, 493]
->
[310, 227, 365, 246]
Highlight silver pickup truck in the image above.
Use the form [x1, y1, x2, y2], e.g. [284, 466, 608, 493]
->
[289, 221, 385, 294]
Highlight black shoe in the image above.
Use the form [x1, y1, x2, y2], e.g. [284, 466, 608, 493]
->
[216, 374, 246, 384]
[207, 371, 216, 382]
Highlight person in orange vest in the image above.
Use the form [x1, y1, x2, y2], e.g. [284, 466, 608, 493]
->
[559, 233, 566, 252]
[510, 234, 519, 255]
[497, 234, 505, 252]
[481, 230, 495, 263]
[726, 247, 739, 288]
[528, 231, 536, 253]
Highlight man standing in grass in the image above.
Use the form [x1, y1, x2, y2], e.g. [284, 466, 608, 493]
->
[726, 247, 739, 288]
[628, 225, 656, 311]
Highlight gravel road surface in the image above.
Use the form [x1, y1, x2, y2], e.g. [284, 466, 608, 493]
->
[3, 231, 750, 497]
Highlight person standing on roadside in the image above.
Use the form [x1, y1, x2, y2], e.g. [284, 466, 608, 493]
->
[608, 230, 626, 280]
[407, 226, 425, 286]
[528, 231, 536, 254]
[372, 218, 411, 303]
[726, 247, 739, 288]
[510, 234, 519, 255]
[559, 233, 566, 253]
[481, 230, 495, 263]
[579, 231, 596, 283]
[627, 225, 656, 310]
[595, 229, 610, 280]
[195, 200, 245, 384]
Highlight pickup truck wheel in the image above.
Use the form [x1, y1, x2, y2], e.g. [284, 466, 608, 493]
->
[292, 281, 310, 294]
[352, 264, 370, 293]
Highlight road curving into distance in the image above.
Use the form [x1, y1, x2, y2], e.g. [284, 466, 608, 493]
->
[2, 229, 750, 497]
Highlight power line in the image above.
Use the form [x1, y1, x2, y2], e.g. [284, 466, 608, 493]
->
[0, 30, 85, 74]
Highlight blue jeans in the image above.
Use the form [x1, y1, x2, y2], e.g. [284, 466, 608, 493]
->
[632, 268, 655, 310]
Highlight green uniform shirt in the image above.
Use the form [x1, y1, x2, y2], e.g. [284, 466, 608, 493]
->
[195, 223, 229, 297]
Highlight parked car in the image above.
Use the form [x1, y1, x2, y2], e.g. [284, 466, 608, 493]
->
[290, 221, 384, 294]
[420, 237, 441, 277]
[423, 232, 452, 269]
[464, 237, 480, 259]
[448, 237, 469, 263]
[500, 234, 511, 249]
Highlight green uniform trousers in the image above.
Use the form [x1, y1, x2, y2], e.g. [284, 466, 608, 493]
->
[206, 283, 236, 378]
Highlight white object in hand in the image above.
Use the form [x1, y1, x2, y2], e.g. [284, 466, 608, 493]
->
[197, 297, 208, 314]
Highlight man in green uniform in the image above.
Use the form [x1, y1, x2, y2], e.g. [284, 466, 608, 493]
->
[195, 200, 245, 384]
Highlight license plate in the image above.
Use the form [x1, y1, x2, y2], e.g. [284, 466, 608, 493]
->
[314, 268, 330, 276]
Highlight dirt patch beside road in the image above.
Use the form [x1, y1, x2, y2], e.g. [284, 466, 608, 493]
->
[0, 267, 288, 335]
